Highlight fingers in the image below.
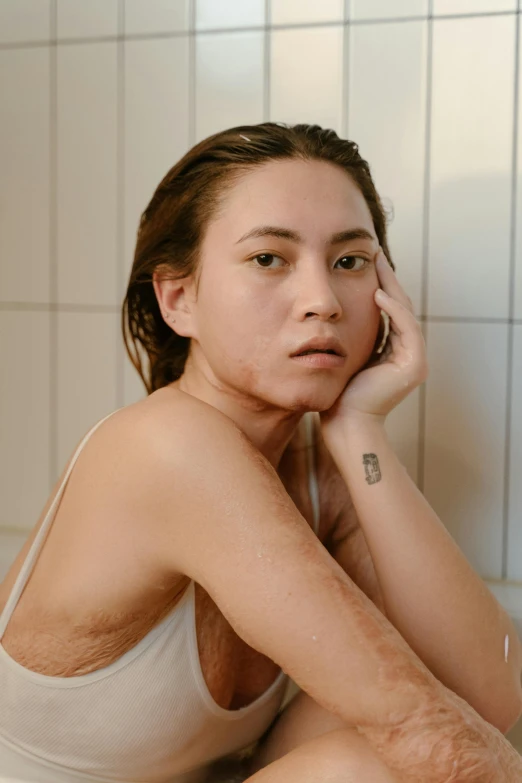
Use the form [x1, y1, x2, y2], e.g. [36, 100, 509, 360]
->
[374, 287, 428, 381]
[375, 249, 415, 314]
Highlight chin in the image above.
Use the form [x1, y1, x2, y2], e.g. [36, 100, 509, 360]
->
[272, 386, 345, 414]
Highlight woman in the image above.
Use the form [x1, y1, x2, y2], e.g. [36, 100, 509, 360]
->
[0, 122, 521, 783]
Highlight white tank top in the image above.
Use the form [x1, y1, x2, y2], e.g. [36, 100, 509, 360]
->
[0, 410, 321, 783]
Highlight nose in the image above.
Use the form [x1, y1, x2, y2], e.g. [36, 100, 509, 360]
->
[293, 262, 342, 322]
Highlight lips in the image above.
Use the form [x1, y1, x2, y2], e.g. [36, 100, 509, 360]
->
[290, 337, 345, 358]
[298, 349, 338, 355]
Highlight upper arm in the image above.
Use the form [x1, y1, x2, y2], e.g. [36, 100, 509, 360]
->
[150, 401, 435, 728]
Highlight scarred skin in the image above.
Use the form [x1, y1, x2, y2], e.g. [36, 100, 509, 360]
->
[315, 249, 522, 779]
[152, 158, 522, 780]
[360, 687, 522, 781]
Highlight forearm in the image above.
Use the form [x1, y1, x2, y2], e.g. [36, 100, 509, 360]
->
[325, 413, 522, 732]
[359, 685, 522, 782]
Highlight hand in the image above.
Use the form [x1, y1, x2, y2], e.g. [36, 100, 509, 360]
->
[319, 248, 428, 431]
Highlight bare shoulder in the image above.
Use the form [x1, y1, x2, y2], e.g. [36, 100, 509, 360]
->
[80, 386, 242, 481]
[0, 388, 241, 619]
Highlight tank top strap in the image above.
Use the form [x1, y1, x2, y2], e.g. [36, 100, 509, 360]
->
[304, 412, 320, 537]
[0, 408, 122, 639]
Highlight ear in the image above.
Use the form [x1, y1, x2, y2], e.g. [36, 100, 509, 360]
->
[152, 265, 198, 339]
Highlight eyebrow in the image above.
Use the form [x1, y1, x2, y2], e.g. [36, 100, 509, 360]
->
[235, 225, 376, 246]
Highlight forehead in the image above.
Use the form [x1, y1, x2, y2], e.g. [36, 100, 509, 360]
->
[206, 158, 376, 244]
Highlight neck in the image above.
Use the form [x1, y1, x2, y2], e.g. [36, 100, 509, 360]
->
[169, 362, 308, 471]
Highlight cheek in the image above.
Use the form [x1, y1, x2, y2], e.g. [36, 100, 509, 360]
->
[199, 287, 279, 369]
[347, 300, 382, 363]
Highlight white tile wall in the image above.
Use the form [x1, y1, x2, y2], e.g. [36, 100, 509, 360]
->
[123, 347, 149, 407]
[350, 0, 428, 19]
[0, 312, 51, 533]
[57, 0, 119, 39]
[56, 312, 119, 472]
[195, 31, 265, 142]
[0, 0, 51, 44]
[271, 0, 344, 25]
[57, 42, 119, 306]
[0, 531, 28, 581]
[270, 25, 344, 134]
[124, 0, 191, 36]
[433, 0, 517, 14]
[195, 0, 265, 30]
[424, 322, 509, 579]
[508, 326, 522, 581]
[0, 48, 51, 304]
[428, 15, 515, 319]
[124, 37, 190, 288]
[347, 20, 427, 315]
[515, 14, 522, 322]
[1, 6, 522, 756]
[384, 387, 421, 486]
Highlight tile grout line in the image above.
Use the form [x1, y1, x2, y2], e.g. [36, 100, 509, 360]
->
[342, 0, 350, 139]
[115, 0, 125, 409]
[1, 8, 521, 51]
[417, 0, 434, 494]
[49, 0, 58, 491]
[188, 0, 196, 146]
[502, 12, 520, 579]
[263, 0, 271, 121]
[2, 2, 521, 584]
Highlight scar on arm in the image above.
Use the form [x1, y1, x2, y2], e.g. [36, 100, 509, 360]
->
[505, 633, 509, 663]
[363, 453, 382, 485]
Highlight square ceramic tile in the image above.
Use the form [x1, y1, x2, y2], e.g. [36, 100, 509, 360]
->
[123, 37, 190, 291]
[57, 0, 119, 39]
[124, 0, 190, 36]
[428, 15, 515, 319]
[0, 312, 51, 532]
[0, 48, 50, 304]
[0, 531, 29, 581]
[195, 31, 264, 143]
[57, 43, 118, 306]
[423, 322, 509, 579]
[433, 0, 516, 14]
[56, 312, 119, 473]
[0, 0, 51, 44]
[515, 15, 522, 321]
[507, 325, 522, 580]
[271, 0, 344, 25]
[195, 0, 265, 30]
[350, 0, 428, 19]
[348, 20, 427, 315]
[123, 346, 149, 406]
[270, 26, 344, 135]
[384, 386, 421, 485]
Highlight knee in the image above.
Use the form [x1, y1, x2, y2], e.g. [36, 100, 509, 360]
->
[282, 727, 399, 783]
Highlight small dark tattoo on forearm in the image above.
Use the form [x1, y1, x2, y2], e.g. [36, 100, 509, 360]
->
[363, 453, 381, 485]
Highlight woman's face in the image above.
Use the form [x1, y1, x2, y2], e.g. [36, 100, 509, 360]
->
[185, 158, 382, 413]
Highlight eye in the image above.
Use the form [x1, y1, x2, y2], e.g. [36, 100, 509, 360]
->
[335, 255, 369, 272]
[250, 253, 370, 271]
[250, 253, 285, 269]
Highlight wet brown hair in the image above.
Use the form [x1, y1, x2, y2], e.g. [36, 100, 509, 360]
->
[122, 121, 395, 395]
